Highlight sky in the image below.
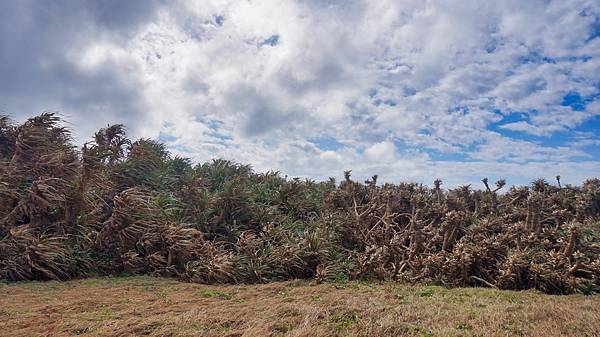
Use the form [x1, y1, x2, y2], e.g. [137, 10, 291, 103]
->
[1, 0, 599, 187]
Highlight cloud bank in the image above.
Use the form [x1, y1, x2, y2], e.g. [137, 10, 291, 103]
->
[1, 0, 599, 186]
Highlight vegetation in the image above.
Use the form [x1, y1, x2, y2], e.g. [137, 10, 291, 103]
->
[1, 276, 599, 336]
[1, 113, 599, 294]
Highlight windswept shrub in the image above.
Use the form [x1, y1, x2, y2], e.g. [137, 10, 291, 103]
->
[0, 113, 599, 294]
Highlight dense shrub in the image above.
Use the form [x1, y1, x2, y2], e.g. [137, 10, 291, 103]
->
[1, 113, 599, 294]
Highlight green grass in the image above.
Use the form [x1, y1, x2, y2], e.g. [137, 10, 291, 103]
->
[195, 289, 232, 299]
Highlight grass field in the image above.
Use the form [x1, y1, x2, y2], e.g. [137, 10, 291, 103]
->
[1, 277, 599, 337]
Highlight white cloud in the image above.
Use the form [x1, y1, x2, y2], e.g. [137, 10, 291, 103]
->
[471, 133, 589, 163]
[365, 141, 398, 162]
[2, 0, 600, 186]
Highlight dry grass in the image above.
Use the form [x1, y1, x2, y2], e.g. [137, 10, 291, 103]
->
[0, 277, 599, 337]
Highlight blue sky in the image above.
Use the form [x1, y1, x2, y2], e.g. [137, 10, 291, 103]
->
[1, 0, 599, 187]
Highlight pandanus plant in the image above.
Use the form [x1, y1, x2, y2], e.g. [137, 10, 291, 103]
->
[0, 112, 599, 294]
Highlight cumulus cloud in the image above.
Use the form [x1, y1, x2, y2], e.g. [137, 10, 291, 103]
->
[1, 0, 599, 186]
[0, 0, 164, 141]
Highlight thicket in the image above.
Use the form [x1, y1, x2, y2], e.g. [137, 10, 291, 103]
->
[1, 113, 599, 294]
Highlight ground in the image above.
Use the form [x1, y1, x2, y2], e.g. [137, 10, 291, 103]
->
[0, 276, 599, 337]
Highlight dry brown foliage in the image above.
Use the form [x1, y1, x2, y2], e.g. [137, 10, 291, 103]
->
[1, 113, 599, 294]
